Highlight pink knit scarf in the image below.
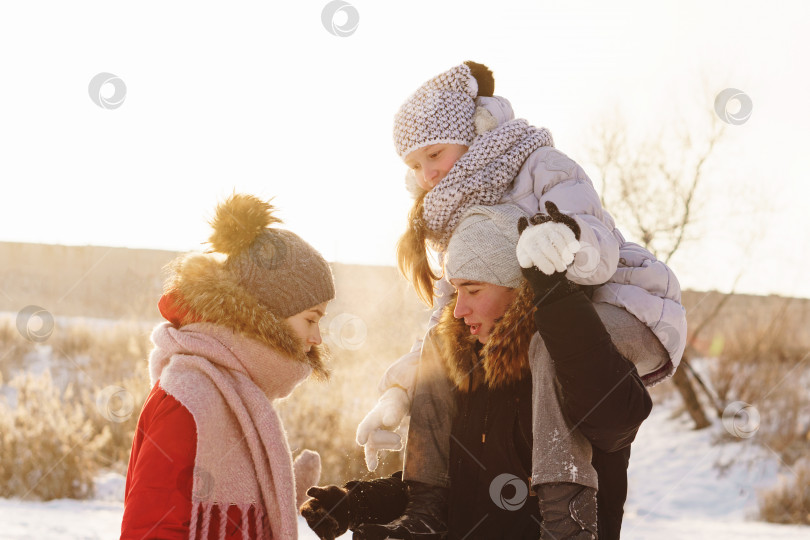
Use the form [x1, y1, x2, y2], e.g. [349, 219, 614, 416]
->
[149, 322, 311, 539]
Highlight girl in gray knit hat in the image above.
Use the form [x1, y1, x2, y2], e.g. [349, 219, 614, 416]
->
[357, 61, 686, 481]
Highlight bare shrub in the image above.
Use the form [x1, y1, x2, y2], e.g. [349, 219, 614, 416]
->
[0, 370, 111, 500]
[0, 317, 155, 498]
[80, 363, 151, 473]
[708, 299, 810, 464]
[759, 458, 810, 525]
[41, 321, 153, 469]
[0, 318, 34, 381]
[49, 321, 154, 387]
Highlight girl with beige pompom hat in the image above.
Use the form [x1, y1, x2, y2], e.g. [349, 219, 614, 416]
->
[121, 193, 334, 540]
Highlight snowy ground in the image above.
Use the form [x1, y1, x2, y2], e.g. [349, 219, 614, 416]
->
[0, 399, 807, 539]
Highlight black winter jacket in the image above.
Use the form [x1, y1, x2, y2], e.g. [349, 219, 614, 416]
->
[446, 289, 652, 539]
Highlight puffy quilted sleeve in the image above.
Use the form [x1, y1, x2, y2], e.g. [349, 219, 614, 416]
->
[527, 147, 620, 286]
[121, 383, 197, 540]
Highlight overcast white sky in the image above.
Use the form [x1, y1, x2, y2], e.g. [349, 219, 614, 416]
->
[1, 1, 809, 298]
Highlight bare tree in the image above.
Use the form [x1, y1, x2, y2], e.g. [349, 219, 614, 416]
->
[586, 102, 736, 429]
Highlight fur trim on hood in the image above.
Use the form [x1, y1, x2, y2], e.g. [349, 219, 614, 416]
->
[436, 282, 536, 391]
[163, 253, 329, 380]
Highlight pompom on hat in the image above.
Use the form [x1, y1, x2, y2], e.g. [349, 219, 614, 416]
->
[160, 194, 336, 376]
[393, 61, 496, 159]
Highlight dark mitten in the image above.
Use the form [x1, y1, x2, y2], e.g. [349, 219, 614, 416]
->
[535, 482, 598, 540]
[517, 201, 582, 304]
[352, 480, 449, 540]
[301, 473, 409, 540]
[301, 484, 351, 540]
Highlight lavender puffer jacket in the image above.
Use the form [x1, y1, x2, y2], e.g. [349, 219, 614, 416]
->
[481, 95, 686, 381]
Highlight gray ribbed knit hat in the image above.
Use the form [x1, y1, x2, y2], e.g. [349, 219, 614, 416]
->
[444, 204, 529, 288]
[211, 194, 335, 318]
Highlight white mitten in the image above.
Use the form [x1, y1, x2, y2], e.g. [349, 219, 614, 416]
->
[356, 386, 410, 471]
[516, 220, 581, 274]
[293, 449, 321, 507]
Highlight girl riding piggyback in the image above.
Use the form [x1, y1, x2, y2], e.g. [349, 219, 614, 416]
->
[357, 61, 687, 468]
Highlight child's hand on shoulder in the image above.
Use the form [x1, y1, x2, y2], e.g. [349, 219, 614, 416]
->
[516, 201, 581, 275]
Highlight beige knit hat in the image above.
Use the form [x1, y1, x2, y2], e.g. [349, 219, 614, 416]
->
[159, 194, 335, 378]
[166, 193, 335, 320]
[443, 204, 529, 288]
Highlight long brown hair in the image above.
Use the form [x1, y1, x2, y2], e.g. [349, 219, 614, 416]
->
[396, 190, 440, 307]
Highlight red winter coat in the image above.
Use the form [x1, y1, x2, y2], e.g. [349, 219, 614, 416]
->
[120, 382, 265, 539]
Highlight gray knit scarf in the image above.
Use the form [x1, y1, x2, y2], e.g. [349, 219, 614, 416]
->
[422, 119, 554, 252]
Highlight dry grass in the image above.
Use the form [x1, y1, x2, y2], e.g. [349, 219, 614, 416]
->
[680, 296, 810, 525]
[758, 458, 810, 525]
[0, 319, 35, 382]
[706, 299, 810, 464]
[0, 316, 153, 499]
[0, 370, 111, 500]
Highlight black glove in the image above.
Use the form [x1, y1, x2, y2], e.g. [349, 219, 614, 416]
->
[300, 473, 409, 540]
[517, 201, 582, 304]
[535, 482, 597, 539]
[353, 480, 448, 540]
[301, 484, 350, 540]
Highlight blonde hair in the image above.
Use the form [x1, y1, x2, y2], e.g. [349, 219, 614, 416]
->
[396, 190, 440, 307]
